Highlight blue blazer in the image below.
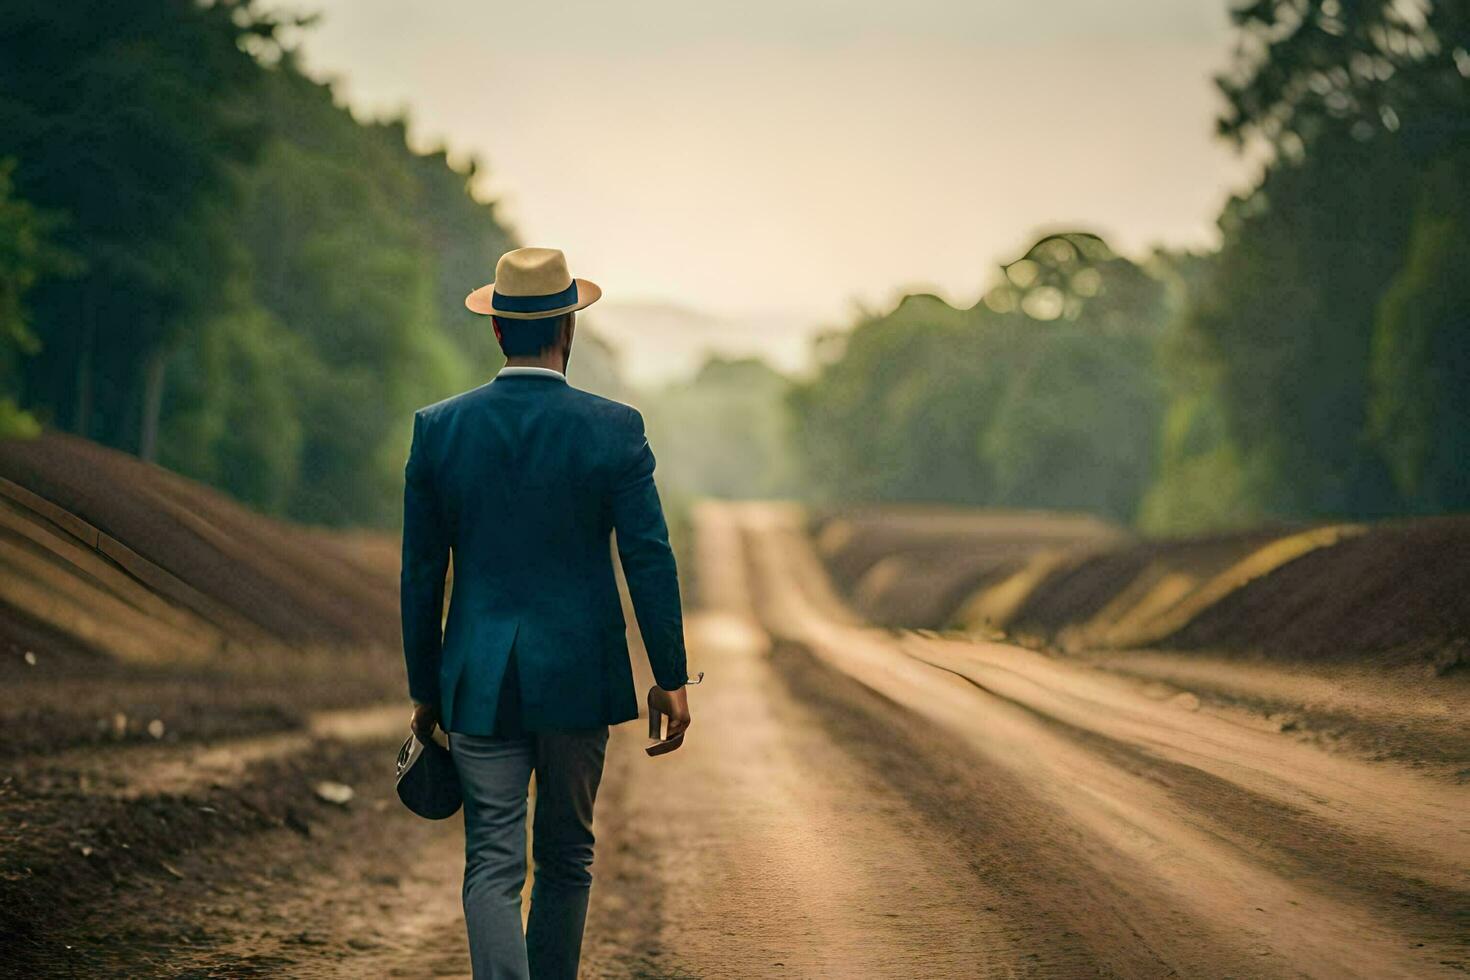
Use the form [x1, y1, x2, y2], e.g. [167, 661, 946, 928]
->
[400, 371, 688, 734]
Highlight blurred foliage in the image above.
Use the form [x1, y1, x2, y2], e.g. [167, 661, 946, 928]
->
[0, 158, 80, 438]
[0, 0, 601, 527]
[791, 234, 1170, 523]
[1, 0, 1465, 532]
[565, 328, 632, 405]
[641, 357, 805, 502]
[1154, 136, 1412, 525]
[167, 62, 488, 525]
[1218, 0, 1468, 158]
[794, 0, 1466, 531]
[1368, 148, 1470, 511]
[1147, 0, 1470, 528]
[1, 0, 273, 452]
[791, 0, 1469, 531]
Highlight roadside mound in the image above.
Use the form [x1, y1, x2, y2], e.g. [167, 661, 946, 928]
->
[816, 505, 1470, 673]
[811, 506, 1123, 628]
[1165, 517, 1470, 673]
[0, 430, 400, 662]
[0, 434, 413, 969]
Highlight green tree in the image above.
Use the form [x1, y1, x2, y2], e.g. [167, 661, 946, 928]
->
[0, 2, 618, 528]
[235, 69, 456, 524]
[1219, 0, 1469, 158]
[1168, 137, 1411, 521]
[792, 232, 1169, 522]
[0, 0, 278, 453]
[1368, 150, 1470, 510]
[1149, 0, 1470, 527]
[0, 158, 80, 437]
[1137, 250, 1257, 532]
[642, 357, 804, 501]
[402, 145, 520, 374]
[790, 294, 996, 506]
[159, 298, 306, 514]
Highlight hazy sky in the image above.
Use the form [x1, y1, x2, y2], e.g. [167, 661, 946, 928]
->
[286, 1, 1254, 376]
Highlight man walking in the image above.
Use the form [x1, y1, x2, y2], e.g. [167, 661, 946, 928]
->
[400, 247, 692, 979]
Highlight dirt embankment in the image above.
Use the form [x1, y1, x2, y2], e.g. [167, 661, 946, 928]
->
[738, 501, 1470, 977]
[0, 430, 407, 751]
[1163, 517, 1470, 673]
[0, 430, 400, 650]
[0, 431, 410, 974]
[813, 506, 1470, 675]
[811, 506, 1123, 628]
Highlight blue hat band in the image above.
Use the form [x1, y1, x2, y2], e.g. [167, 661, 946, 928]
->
[492, 281, 578, 314]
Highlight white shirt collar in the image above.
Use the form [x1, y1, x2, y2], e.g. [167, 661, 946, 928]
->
[496, 365, 566, 381]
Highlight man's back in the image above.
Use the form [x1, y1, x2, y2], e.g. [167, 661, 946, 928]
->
[400, 370, 689, 735]
[401, 247, 691, 980]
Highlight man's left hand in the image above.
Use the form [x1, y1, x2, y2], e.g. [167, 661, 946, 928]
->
[410, 702, 439, 743]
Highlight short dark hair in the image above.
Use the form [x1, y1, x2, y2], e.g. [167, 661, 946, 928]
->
[492, 313, 568, 357]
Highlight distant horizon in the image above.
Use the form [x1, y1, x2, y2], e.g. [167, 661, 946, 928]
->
[584, 297, 821, 385]
[285, 0, 1258, 376]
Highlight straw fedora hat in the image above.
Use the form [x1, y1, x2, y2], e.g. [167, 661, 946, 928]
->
[464, 247, 602, 319]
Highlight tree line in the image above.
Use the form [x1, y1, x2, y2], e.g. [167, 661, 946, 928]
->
[790, 0, 1469, 530]
[3, 0, 1464, 534]
[0, 0, 531, 526]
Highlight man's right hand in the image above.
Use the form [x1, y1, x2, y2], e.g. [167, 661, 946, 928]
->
[659, 684, 691, 740]
[410, 701, 439, 743]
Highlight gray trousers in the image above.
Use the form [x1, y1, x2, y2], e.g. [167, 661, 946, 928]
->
[448, 727, 610, 980]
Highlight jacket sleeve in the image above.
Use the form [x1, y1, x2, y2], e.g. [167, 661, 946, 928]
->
[401, 410, 451, 706]
[611, 407, 689, 691]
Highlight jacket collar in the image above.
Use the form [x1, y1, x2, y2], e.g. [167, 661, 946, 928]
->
[495, 365, 566, 383]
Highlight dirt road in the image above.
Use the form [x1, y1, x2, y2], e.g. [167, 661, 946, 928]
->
[583, 501, 1467, 978]
[5, 500, 1465, 977]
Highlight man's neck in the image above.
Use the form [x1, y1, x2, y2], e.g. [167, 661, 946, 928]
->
[503, 353, 565, 372]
